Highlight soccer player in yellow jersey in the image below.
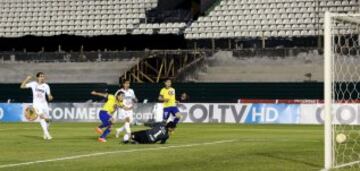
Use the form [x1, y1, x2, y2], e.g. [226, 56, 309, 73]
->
[158, 79, 181, 126]
[91, 90, 131, 142]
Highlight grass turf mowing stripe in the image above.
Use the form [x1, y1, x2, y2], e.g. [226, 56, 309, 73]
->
[0, 128, 38, 131]
[0, 139, 235, 169]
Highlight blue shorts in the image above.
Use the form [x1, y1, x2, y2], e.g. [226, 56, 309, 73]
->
[163, 106, 180, 120]
[99, 110, 112, 127]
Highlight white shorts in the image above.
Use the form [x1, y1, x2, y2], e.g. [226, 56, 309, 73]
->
[121, 109, 134, 123]
[33, 105, 50, 118]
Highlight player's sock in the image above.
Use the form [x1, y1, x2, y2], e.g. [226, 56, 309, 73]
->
[98, 124, 106, 129]
[173, 117, 180, 125]
[123, 134, 130, 143]
[124, 122, 131, 135]
[115, 126, 125, 138]
[100, 127, 111, 139]
[40, 119, 51, 139]
[117, 126, 125, 133]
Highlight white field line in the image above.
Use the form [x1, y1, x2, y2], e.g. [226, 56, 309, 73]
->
[333, 160, 360, 170]
[0, 139, 235, 169]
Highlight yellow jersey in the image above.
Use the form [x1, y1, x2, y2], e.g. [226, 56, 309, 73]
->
[102, 95, 124, 114]
[160, 87, 176, 108]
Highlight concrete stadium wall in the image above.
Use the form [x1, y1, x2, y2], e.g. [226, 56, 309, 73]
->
[194, 51, 326, 82]
[0, 61, 137, 84]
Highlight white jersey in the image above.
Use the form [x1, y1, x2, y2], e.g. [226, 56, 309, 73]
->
[25, 81, 51, 109]
[117, 88, 136, 108]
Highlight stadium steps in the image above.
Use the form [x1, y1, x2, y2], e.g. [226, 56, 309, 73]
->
[0, 61, 138, 84]
[193, 50, 324, 82]
[119, 50, 207, 83]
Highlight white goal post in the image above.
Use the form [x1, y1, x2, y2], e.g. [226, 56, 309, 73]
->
[324, 12, 360, 170]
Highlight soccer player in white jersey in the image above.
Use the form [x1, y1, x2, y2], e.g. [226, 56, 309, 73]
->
[20, 72, 54, 140]
[115, 80, 137, 139]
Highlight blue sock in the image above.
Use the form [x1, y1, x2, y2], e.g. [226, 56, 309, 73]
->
[98, 124, 106, 129]
[100, 127, 111, 139]
[173, 117, 179, 125]
[163, 113, 169, 121]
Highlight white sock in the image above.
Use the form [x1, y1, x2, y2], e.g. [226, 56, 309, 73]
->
[117, 126, 125, 133]
[123, 134, 129, 141]
[124, 122, 131, 135]
[40, 119, 51, 138]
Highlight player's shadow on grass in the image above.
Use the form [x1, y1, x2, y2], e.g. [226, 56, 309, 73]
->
[59, 136, 118, 141]
[257, 152, 322, 168]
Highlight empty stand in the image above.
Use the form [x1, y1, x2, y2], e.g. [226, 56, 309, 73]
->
[0, 0, 157, 37]
[134, 22, 187, 34]
[0, 0, 358, 39]
[185, 0, 359, 39]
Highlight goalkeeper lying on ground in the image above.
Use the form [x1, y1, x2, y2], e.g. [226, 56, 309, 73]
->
[122, 122, 176, 144]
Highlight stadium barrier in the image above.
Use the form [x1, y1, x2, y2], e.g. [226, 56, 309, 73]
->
[0, 103, 359, 125]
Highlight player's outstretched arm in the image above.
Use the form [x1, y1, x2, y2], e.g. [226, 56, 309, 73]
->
[20, 75, 32, 89]
[47, 94, 54, 101]
[123, 106, 133, 111]
[158, 95, 163, 101]
[91, 91, 108, 98]
[158, 95, 169, 102]
[133, 97, 138, 103]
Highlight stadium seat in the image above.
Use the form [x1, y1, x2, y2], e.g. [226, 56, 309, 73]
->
[181, 0, 360, 39]
[1, 0, 359, 38]
[0, 0, 159, 37]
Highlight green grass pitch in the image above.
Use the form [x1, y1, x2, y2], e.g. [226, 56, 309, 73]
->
[0, 123, 324, 171]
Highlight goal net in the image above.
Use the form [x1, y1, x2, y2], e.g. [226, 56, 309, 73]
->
[324, 12, 360, 170]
